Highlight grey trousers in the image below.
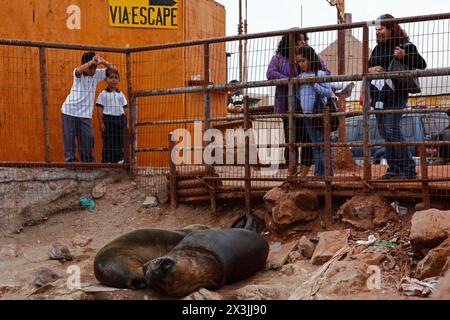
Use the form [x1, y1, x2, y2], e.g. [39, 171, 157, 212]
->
[62, 114, 95, 162]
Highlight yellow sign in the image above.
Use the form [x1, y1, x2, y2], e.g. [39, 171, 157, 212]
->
[109, 0, 178, 29]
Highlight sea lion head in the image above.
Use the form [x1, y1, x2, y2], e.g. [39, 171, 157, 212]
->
[143, 249, 221, 297]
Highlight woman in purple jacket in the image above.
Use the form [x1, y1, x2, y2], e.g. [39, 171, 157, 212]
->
[266, 33, 313, 175]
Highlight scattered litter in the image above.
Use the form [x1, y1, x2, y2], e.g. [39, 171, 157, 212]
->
[356, 235, 394, 248]
[399, 277, 440, 297]
[142, 196, 158, 208]
[390, 201, 408, 216]
[371, 240, 394, 248]
[92, 183, 107, 199]
[80, 197, 95, 211]
[356, 235, 377, 246]
[270, 242, 281, 253]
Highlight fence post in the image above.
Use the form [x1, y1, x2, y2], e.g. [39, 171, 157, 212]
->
[168, 133, 177, 209]
[288, 32, 297, 176]
[419, 145, 430, 209]
[203, 42, 217, 212]
[362, 77, 372, 184]
[39, 47, 50, 163]
[323, 109, 333, 217]
[243, 96, 252, 221]
[126, 52, 137, 175]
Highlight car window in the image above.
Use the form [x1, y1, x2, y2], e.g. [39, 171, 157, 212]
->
[421, 113, 449, 136]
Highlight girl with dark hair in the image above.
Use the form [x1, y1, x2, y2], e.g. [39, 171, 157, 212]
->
[296, 46, 336, 177]
[368, 14, 427, 179]
[266, 33, 313, 175]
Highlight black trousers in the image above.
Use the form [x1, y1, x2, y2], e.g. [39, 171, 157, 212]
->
[283, 116, 313, 167]
[102, 114, 126, 163]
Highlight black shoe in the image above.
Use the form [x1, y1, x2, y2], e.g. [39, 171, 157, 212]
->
[377, 173, 397, 180]
[397, 174, 417, 180]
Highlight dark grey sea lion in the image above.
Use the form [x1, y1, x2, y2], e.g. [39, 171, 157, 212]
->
[93, 225, 207, 289]
[143, 228, 269, 297]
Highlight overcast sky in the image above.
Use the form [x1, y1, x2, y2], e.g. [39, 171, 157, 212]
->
[215, 0, 448, 35]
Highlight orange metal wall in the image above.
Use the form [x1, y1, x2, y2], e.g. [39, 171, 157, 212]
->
[0, 0, 226, 165]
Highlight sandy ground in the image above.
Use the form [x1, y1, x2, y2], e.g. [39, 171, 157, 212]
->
[0, 176, 420, 300]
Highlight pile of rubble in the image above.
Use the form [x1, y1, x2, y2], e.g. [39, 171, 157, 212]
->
[263, 187, 450, 299]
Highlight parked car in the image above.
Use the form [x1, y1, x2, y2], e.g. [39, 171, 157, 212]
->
[332, 111, 450, 164]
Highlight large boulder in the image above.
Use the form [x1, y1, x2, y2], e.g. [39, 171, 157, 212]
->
[311, 229, 351, 265]
[410, 209, 450, 251]
[337, 194, 397, 230]
[263, 188, 319, 229]
[320, 260, 369, 295]
[432, 269, 450, 300]
[416, 238, 450, 280]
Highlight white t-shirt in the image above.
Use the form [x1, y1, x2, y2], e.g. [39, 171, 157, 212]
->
[61, 68, 107, 118]
[96, 88, 128, 116]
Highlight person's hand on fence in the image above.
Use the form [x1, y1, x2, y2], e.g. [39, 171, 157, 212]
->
[394, 47, 405, 60]
[368, 66, 385, 73]
[100, 122, 105, 132]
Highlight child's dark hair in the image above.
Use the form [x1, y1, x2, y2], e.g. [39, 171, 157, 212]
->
[81, 51, 96, 64]
[297, 46, 322, 72]
[106, 68, 119, 78]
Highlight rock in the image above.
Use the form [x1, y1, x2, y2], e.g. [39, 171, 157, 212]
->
[142, 196, 158, 208]
[49, 182, 58, 190]
[297, 236, 316, 259]
[287, 251, 303, 264]
[416, 238, 450, 280]
[234, 285, 280, 300]
[0, 244, 18, 258]
[337, 194, 397, 230]
[34, 267, 61, 287]
[320, 260, 369, 295]
[156, 191, 169, 205]
[92, 183, 107, 199]
[410, 209, 450, 251]
[415, 200, 449, 211]
[72, 236, 93, 248]
[183, 288, 223, 300]
[351, 252, 385, 266]
[432, 269, 450, 299]
[48, 243, 73, 261]
[311, 229, 351, 266]
[263, 188, 319, 228]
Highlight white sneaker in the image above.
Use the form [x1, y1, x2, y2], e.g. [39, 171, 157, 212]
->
[117, 160, 124, 164]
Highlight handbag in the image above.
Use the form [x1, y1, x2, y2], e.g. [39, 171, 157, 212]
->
[387, 44, 421, 94]
[313, 93, 339, 132]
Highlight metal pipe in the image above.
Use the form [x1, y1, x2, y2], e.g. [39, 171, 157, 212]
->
[39, 47, 50, 163]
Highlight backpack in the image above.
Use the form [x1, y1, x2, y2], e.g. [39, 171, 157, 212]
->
[313, 91, 339, 132]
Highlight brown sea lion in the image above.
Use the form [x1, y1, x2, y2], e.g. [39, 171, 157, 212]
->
[142, 228, 269, 297]
[93, 224, 208, 289]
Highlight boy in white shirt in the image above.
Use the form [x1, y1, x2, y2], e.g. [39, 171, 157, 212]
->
[96, 68, 128, 163]
[61, 51, 117, 162]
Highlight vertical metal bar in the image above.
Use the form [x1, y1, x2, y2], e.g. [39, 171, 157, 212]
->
[288, 32, 297, 176]
[168, 133, 177, 209]
[243, 96, 251, 218]
[323, 109, 332, 217]
[419, 145, 430, 209]
[126, 52, 137, 174]
[337, 26, 346, 142]
[238, 0, 243, 82]
[39, 47, 50, 163]
[362, 77, 372, 183]
[362, 25, 371, 187]
[203, 42, 216, 212]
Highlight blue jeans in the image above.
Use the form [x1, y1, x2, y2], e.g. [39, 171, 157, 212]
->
[375, 113, 416, 177]
[304, 118, 333, 177]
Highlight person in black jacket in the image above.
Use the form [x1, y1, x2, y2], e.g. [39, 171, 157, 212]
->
[368, 14, 427, 179]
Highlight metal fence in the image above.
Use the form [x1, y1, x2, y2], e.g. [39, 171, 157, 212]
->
[1, 13, 450, 219]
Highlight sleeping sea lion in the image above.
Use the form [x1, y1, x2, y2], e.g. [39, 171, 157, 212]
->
[93, 224, 207, 289]
[142, 228, 269, 297]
